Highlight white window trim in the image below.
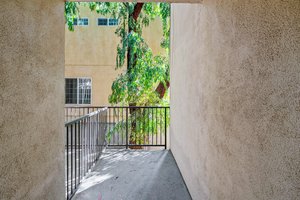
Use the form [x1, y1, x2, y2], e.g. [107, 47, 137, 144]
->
[65, 77, 92, 106]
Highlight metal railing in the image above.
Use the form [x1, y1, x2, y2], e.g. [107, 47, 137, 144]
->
[65, 108, 107, 200]
[65, 106, 170, 149]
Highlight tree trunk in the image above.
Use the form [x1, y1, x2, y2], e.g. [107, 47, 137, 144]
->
[128, 3, 144, 149]
[155, 80, 170, 99]
[126, 3, 170, 148]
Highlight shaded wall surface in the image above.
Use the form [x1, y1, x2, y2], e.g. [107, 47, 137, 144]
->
[170, 1, 300, 200]
[0, 0, 65, 199]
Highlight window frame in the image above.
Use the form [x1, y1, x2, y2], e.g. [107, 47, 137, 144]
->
[97, 18, 108, 26]
[65, 77, 92, 105]
[73, 17, 89, 26]
[108, 18, 118, 26]
[97, 18, 118, 26]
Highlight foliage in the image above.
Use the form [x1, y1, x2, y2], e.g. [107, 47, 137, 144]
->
[65, 2, 170, 144]
[65, 2, 80, 32]
[106, 108, 170, 145]
[65, 2, 170, 106]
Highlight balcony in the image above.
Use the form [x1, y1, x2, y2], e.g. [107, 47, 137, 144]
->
[65, 106, 190, 199]
[72, 149, 191, 199]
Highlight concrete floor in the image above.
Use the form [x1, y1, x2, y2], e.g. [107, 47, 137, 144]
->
[73, 149, 191, 200]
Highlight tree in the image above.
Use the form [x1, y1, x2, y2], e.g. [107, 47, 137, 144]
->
[65, 2, 170, 145]
[65, 2, 170, 106]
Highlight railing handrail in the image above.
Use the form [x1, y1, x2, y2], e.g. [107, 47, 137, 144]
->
[65, 106, 170, 149]
[65, 107, 107, 126]
[65, 107, 108, 199]
[65, 106, 170, 108]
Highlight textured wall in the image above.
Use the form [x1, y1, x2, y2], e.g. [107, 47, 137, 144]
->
[170, 1, 300, 200]
[0, 0, 65, 199]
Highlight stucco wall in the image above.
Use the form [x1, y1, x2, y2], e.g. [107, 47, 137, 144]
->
[0, 1, 65, 199]
[170, 1, 300, 200]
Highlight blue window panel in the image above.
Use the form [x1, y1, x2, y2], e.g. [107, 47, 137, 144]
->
[98, 18, 108, 26]
[74, 18, 88, 26]
[108, 18, 118, 26]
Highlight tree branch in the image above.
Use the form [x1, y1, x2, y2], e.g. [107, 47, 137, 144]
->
[155, 81, 170, 99]
[133, 3, 144, 21]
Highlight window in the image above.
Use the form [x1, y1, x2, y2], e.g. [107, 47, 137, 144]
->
[65, 78, 91, 104]
[73, 18, 89, 26]
[98, 18, 108, 26]
[98, 18, 118, 26]
[108, 18, 118, 26]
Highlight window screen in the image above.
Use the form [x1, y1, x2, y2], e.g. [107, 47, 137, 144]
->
[65, 78, 91, 104]
[73, 18, 88, 26]
[108, 18, 118, 26]
[65, 79, 78, 104]
[98, 18, 108, 26]
[98, 18, 118, 26]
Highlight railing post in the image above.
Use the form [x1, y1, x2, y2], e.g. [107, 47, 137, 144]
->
[126, 107, 129, 149]
[165, 107, 167, 149]
[74, 122, 77, 188]
[66, 126, 69, 199]
[70, 124, 73, 194]
[78, 121, 81, 183]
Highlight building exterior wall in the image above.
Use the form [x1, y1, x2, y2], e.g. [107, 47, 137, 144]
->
[65, 5, 165, 106]
[170, 1, 300, 200]
[2, 1, 299, 199]
[0, 0, 65, 199]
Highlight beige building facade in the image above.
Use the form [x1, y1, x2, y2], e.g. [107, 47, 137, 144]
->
[65, 5, 165, 106]
[1, 0, 299, 199]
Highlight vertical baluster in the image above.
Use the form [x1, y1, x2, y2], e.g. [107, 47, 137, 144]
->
[91, 116, 93, 165]
[96, 114, 98, 159]
[165, 107, 167, 149]
[143, 108, 146, 145]
[126, 107, 128, 149]
[108, 108, 111, 145]
[93, 115, 95, 162]
[75, 123, 77, 188]
[122, 108, 124, 145]
[86, 117, 88, 171]
[113, 107, 115, 145]
[152, 108, 154, 146]
[70, 124, 73, 194]
[88, 116, 90, 169]
[84, 118, 87, 176]
[147, 108, 150, 145]
[160, 108, 162, 146]
[156, 107, 158, 146]
[135, 108, 137, 145]
[98, 112, 100, 158]
[78, 121, 81, 184]
[117, 108, 120, 145]
[66, 126, 69, 198]
[82, 119, 85, 177]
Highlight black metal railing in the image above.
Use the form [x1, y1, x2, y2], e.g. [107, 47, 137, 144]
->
[65, 106, 170, 149]
[65, 108, 107, 200]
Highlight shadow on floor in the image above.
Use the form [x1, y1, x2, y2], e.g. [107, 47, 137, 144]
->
[73, 149, 191, 200]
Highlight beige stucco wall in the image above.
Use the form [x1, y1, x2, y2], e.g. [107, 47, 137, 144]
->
[170, 1, 300, 200]
[1, 0, 299, 199]
[65, 5, 165, 106]
[0, 0, 65, 199]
